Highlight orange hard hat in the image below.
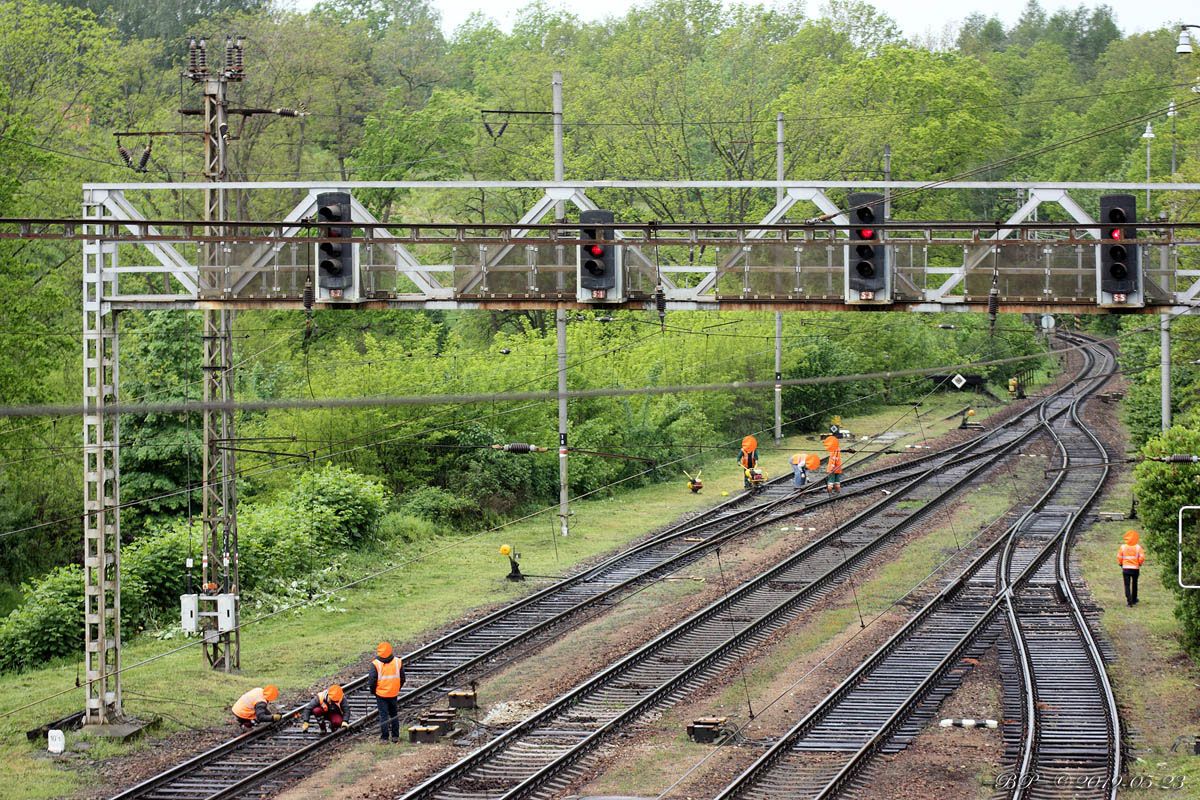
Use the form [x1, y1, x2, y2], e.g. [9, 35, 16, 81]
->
[742, 435, 758, 452]
[1123, 530, 1139, 546]
[805, 453, 821, 471]
[823, 435, 840, 453]
[376, 641, 393, 659]
[263, 684, 280, 702]
[327, 684, 344, 703]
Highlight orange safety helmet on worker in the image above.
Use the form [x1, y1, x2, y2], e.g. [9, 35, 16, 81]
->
[369, 641, 406, 742]
[232, 685, 281, 729]
[302, 684, 349, 733]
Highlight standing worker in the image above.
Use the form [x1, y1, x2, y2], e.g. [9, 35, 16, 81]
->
[1117, 529, 1146, 606]
[231, 684, 282, 730]
[824, 436, 843, 494]
[369, 641, 405, 742]
[301, 684, 349, 733]
[739, 435, 759, 489]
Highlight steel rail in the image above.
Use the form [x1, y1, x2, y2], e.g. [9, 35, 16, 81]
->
[109, 434, 969, 800]
[394, 378, 1085, 800]
[711, 337, 1115, 800]
[111, 377, 1069, 800]
[1007, 334, 1121, 800]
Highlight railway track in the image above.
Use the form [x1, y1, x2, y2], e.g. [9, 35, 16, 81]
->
[710, 336, 1118, 800]
[111, 417, 1007, 800]
[1002, 335, 1120, 800]
[391, 364, 1088, 800]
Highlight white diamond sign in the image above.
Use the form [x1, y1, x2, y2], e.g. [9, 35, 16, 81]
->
[950, 373, 967, 389]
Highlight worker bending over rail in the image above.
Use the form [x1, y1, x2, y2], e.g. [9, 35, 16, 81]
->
[232, 684, 282, 730]
[302, 684, 350, 733]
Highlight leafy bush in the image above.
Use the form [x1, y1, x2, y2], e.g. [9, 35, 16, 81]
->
[0, 565, 84, 672]
[377, 512, 441, 543]
[287, 465, 387, 547]
[398, 486, 478, 527]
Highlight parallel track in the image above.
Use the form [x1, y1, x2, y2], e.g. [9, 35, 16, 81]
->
[712, 336, 1118, 800]
[1003, 335, 1121, 800]
[393, 368, 1084, 800]
[111, 418, 1001, 800]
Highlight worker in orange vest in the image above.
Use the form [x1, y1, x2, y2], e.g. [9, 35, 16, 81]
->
[368, 641, 405, 742]
[738, 435, 758, 489]
[1117, 529, 1146, 606]
[824, 436, 843, 494]
[301, 684, 349, 733]
[231, 684, 282, 730]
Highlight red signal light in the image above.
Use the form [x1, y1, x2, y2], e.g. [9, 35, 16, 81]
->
[588, 244, 604, 257]
[857, 228, 875, 239]
[1109, 228, 1122, 241]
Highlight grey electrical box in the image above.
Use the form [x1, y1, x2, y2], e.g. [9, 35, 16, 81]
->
[180, 594, 199, 633]
[216, 593, 237, 632]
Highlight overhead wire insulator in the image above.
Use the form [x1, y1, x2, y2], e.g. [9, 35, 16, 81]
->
[987, 271, 999, 336]
[274, 107, 302, 117]
[188, 37, 199, 75]
[136, 140, 152, 172]
[234, 36, 245, 75]
[655, 284, 666, 330]
[196, 38, 208, 74]
[117, 142, 134, 169]
[491, 443, 547, 454]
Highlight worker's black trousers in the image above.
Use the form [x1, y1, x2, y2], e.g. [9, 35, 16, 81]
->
[1122, 568, 1140, 605]
[376, 696, 400, 741]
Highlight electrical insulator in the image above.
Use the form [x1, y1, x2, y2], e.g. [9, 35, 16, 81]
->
[303, 277, 314, 311]
[655, 284, 666, 328]
[136, 140, 152, 172]
[117, 143, 134, 169]
[196, 38, 208, 74]
[275, 108, 299, 117]
[1164, 454, 1200, 463]
[234, 38, 244, 74]
[188, 37, 199, 74]
[225, 35, 235, 73]
[491, 443, 547, 454]
[987, 273, 999, 334]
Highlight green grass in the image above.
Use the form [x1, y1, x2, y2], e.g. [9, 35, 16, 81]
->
[1075, 469, 1200, 793]
[0, 391, 1005, 798]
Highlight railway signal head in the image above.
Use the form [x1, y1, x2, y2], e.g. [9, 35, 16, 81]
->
[1097, 194, 1141, 308]
[845, 192, 890, 304]
[577, 209, 623, 303]
[315, 191, 354, 299]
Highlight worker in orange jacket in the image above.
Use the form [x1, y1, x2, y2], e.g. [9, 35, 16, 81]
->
[825, 447, 843, 494]
[301, 684, 349, 733]
[738, 435, 759, 489]
[1117, 529, 1146, 606]
[368, 641, 405, 742]
[232, 684, 282, 730]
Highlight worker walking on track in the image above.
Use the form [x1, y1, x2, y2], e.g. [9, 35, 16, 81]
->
[739, 435, 759, 489]
[369, 641, 405, 742]
[824, 435, 843, 494]
[232, 684, 282, 730]
[301, 684, 349, 733]
[1117, 529, 1146, 606]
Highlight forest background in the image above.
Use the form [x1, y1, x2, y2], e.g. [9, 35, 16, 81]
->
[0, 0, 1197, 670]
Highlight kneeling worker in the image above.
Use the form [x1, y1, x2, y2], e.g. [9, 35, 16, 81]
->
[232, 684, 282, 730]
[302, 684, 349, 733]
[369, 641, 405, 742]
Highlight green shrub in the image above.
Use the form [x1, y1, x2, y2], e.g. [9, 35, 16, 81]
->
[398, 486, 477, 527]
[287, 465, 388, 547]
[377, 511, 440, 543]
[0, 565, 84, 672]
